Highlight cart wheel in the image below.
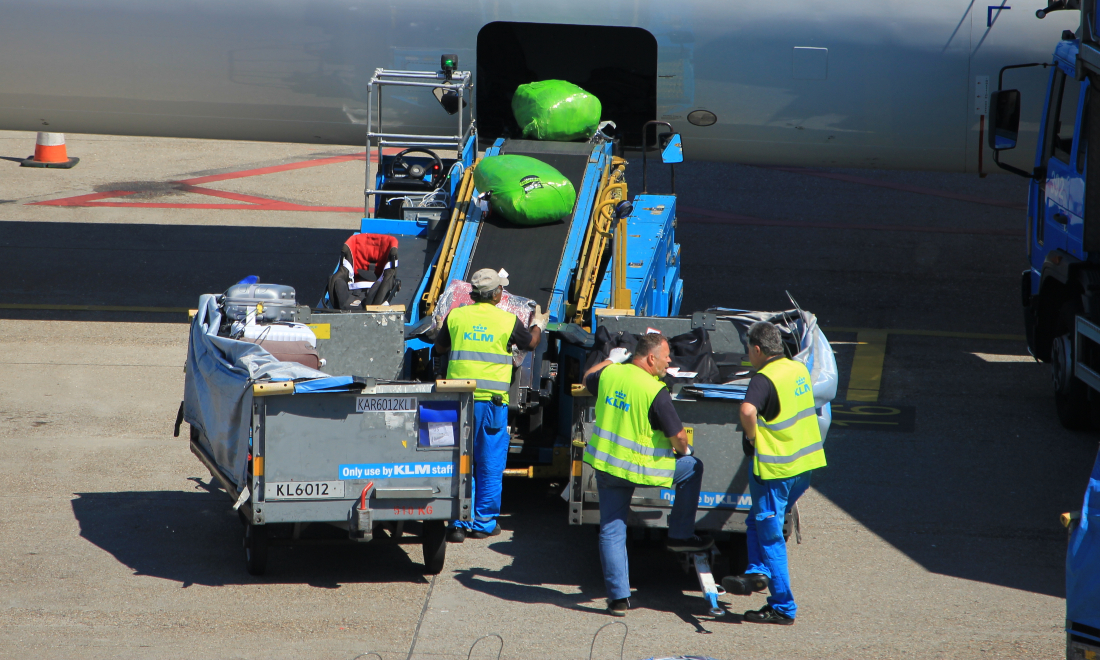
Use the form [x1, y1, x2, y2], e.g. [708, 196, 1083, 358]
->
[421, 520, 447, 575]
[244, 521, 268, 576]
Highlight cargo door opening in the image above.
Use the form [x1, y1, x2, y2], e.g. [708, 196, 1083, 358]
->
[476, 22, 657, 148]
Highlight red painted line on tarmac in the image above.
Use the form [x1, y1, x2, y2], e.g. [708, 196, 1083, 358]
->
[28, 150, 389, 213]
[176, 184, 280, 205]
[34, 190, 134, 206]
[678, 205, 1019, 236]
[40, 201, 364, 212]
[762, 166, 1028, 211]
[179, 152, 371, 185]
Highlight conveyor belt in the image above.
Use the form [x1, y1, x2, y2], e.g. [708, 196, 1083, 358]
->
[389, 235, 436, 310]
[467, 140, 593, 307]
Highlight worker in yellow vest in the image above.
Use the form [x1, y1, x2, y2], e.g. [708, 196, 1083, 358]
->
[723, 321, 826, 625]
[436, 268, 548, 543]
[582, 333, 713, 617]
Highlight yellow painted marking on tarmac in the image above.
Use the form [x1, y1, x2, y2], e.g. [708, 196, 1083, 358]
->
[846, 330, 888, 402]
[826, 327, 1024, 341]
[0, 303, 189, 313]
[828, 327, 1028, 403]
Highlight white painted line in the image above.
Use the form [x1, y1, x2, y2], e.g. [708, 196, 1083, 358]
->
[971, 353, 1036, 363]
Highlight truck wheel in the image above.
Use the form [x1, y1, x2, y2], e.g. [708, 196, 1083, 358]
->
[1052, 304, 1091, 430]
[244, 521, 268, 576]
[421, 520, 447, 575]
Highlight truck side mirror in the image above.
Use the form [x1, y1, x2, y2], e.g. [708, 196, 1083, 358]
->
[661, 133, 684, 164]
[988, 89, 1021, 151]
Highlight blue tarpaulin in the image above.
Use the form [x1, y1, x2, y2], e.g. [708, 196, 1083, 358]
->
[1067, 445, 1100, 642]
[292, 376, 357, 394]
[682, 383, 748, 401]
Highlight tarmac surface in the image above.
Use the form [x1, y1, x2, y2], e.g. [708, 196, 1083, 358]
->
[1, 129, 1098, 659]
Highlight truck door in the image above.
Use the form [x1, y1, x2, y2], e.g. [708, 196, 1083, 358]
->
[1082, 80, 1100, 257]
[1065, 81, 1090, 260]
[1037, 67, 1082, 257]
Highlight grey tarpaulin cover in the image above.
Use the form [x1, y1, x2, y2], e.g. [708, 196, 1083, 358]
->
[183, 294, 329, 489]
[718, 309, 838, 440]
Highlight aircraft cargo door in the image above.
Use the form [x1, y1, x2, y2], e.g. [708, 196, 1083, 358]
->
[476, 22, 657, 148]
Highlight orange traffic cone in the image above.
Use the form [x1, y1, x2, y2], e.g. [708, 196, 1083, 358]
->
[21, 132, 79, 169]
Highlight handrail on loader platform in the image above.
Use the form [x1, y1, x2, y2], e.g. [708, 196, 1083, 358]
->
[571, 156, 627, 326]
[423, 160, 478, 317]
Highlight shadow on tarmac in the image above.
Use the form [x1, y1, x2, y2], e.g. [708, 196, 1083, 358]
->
[0, 221, 357, 321]
[70, 486, 431, 588]
[17, 169, 1096, 602]
[454, 480, 731, 627]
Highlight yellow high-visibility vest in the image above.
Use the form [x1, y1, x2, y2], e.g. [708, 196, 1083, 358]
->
[584, 363, 677, 487]
[446, 302, 516, 403]
[753, 357, 826, 480]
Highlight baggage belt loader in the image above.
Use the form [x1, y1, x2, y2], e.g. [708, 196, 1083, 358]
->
[352, 68, 688, 480]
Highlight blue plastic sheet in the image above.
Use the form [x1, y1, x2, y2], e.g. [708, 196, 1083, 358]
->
[293, 376, 356, 394]
[682, 383, 747, 401]
[1067, 445, 1100, 639]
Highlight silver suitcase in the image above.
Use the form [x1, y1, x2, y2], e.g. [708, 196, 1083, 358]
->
[223, 283, 297, 323]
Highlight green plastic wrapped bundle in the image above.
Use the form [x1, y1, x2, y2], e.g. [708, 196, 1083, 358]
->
[473, 155, 577, 226]
[511, 80, 602, 141]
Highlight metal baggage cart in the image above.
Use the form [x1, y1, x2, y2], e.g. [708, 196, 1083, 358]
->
[190, 379, 473, 575]
[182, 297, 473, 576]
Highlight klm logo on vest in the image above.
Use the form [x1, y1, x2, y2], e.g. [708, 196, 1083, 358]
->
[794, 376, 811, 397]
[605, 390, 630, 412]
[463, 324, 494, 343]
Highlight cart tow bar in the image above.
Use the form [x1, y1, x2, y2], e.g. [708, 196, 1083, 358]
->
[680, 548, 725, 616]
[352, 482, 375, 542]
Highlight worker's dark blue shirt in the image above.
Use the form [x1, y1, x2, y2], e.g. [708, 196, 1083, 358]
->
[742, 355, 782, 456]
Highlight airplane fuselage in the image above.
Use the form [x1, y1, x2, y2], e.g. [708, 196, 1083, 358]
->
[0, 1, 1078, 171]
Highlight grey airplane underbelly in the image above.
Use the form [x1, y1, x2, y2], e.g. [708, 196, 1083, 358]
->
[0, 0, 1078, 171]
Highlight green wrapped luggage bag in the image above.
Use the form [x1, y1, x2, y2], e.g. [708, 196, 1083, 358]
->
[512, 80, 602, 141]
[473, 155, 577, 226]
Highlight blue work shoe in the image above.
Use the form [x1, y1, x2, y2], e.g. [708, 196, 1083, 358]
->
[743, 604, 794, 625]
[446, 526, 467, 543]
[468, 524, 501, 539]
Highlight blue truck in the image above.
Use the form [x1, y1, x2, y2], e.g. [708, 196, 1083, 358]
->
[988, 25, 1100, 431]
[986, 3, 1100, 654]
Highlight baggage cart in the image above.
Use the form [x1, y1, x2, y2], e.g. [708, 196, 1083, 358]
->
[190, 379, 473, 575]
[182, 296, 473, 576]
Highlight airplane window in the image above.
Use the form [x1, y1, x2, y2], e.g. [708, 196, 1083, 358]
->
[1052, 70, 1081, 163]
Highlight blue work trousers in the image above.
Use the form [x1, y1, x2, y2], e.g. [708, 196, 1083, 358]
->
[745, 469, 813, 618]
[595, 456, 704, 600]
[454, 400, 509, 534]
